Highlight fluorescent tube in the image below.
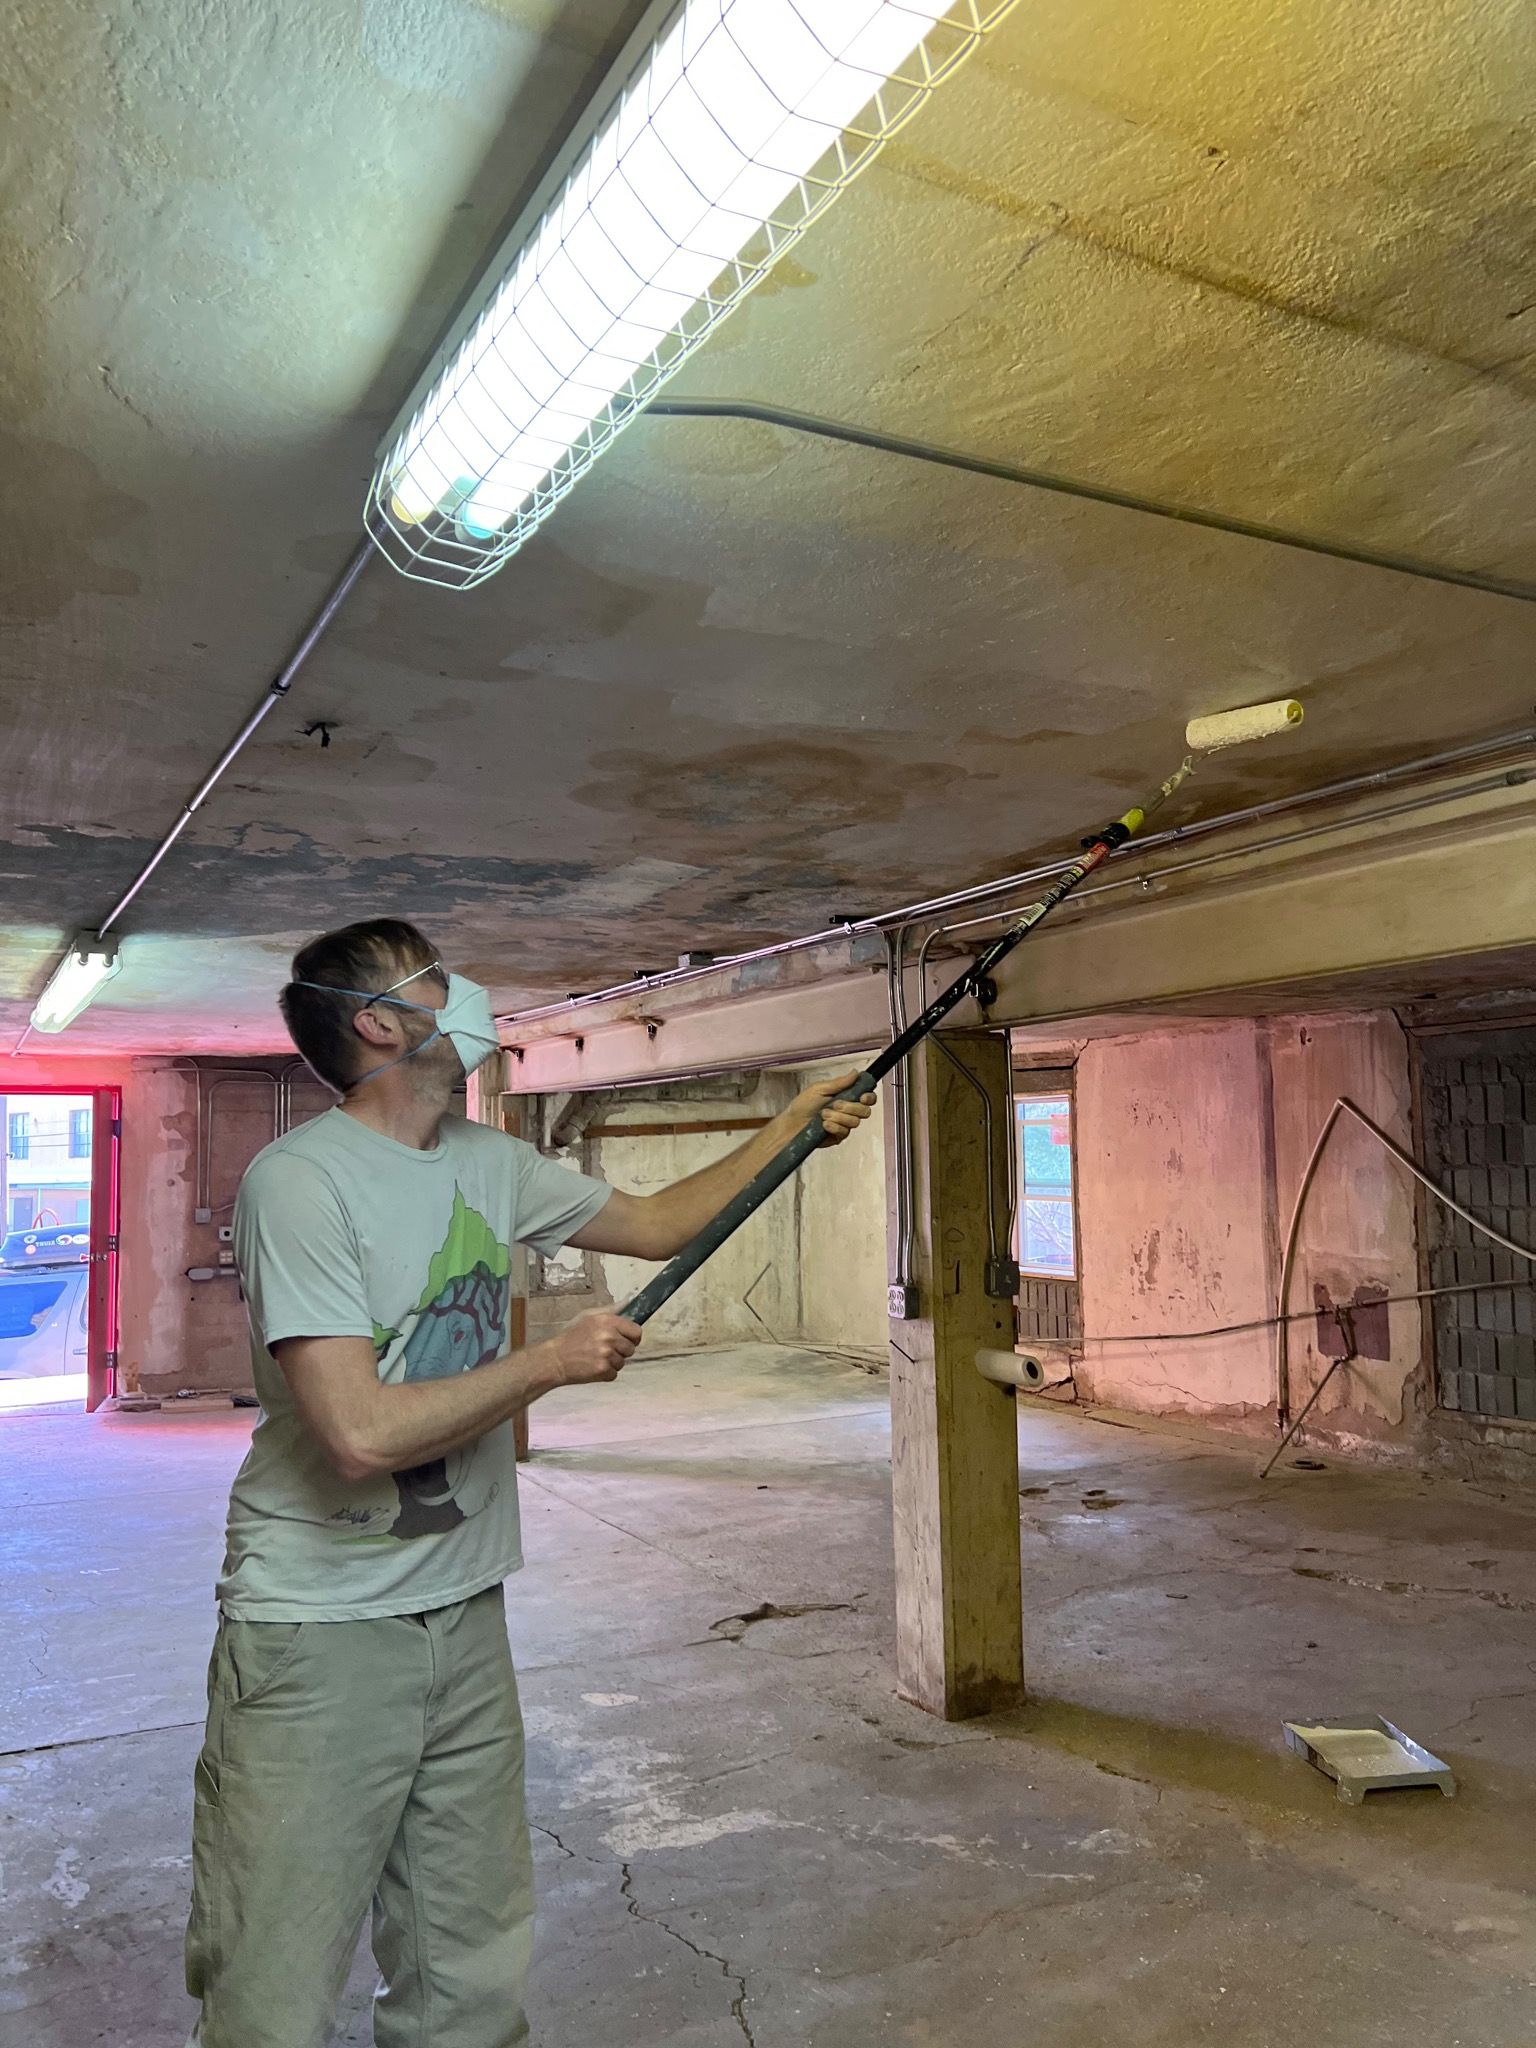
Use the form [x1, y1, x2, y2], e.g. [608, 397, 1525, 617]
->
[31, 933, 123, 1033]
[367, 0, 1011, 586]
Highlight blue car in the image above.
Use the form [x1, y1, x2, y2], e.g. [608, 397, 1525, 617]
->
[1, 1225, 91, 1270]
[0, 1264, 90, 1381]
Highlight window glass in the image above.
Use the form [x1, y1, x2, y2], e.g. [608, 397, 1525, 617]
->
[1016, 1095, 1076, 1278]
[0, 1278, 67, 1339]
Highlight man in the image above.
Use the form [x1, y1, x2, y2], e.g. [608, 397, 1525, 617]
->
[185, 917, 873, 2048]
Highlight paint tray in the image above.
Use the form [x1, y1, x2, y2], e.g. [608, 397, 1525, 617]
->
[1283, 1715, 1457, 1805]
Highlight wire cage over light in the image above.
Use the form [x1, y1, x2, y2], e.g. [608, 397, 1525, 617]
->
[365, 0, 1014, 588]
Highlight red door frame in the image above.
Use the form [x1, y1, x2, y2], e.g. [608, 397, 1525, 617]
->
[88, 1087, 122, 1411]
[2, 1083, 120, 1411]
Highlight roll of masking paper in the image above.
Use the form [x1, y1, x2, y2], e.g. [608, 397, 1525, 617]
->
[976, 1349, 1073, 1391]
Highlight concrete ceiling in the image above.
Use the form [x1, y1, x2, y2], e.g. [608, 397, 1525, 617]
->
[2, 0, 1533, 1054]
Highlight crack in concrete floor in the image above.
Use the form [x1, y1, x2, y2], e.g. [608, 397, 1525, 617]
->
[0, 1716, 201, 1762]
[1438, 1687, 1536, 1737]
[532, 1818, 756, 2047]
[619, 1855, 757, 2048]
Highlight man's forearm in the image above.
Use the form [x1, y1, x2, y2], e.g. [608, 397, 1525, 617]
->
[278, 1314, 639, 1485]
[354, 1344, 562, 1476]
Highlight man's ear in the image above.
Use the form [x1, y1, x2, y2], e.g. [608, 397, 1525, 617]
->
[351, 1002, 400, 1052]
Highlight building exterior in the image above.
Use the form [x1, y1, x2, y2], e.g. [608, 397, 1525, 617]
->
[2, 1095, 93, 1234]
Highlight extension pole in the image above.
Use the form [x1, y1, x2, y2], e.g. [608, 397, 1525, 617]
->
[620, 757, 1196, 1325]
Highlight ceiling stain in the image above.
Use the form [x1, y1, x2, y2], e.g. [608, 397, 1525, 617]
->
[572, 739, 968, 838]
[0, 823, 595, 957]
[957, 724, 1080, 751]
[747, 254, 817, 300]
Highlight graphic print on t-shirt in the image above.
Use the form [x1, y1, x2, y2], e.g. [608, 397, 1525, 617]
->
[372, 1188, 511, 1538]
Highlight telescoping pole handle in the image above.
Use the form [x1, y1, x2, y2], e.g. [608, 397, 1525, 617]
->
[620, 1071, 877, 1326]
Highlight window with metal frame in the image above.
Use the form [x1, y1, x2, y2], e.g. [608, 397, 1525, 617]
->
[69, 1107, 91, 1158]
[8, 1112, 30, 1161]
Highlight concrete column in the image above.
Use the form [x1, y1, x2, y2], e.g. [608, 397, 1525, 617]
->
[887, 1031, 1024, 1719]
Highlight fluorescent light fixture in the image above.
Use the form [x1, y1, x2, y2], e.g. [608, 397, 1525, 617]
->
[366, 0, 1013, 588]
[31, 931, 123, 1033]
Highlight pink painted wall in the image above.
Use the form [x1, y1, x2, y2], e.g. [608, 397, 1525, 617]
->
[1046, 1012, 1428, 1455]
[1073, 1023, 1276, 1421]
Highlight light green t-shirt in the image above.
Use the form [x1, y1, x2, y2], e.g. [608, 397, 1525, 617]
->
[220, 1107, 610, 1621]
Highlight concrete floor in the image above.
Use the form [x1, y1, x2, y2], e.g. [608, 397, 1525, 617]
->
[3, 1345, 1535, 2048]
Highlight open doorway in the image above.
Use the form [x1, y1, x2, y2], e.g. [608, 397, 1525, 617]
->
[0, 1087, 120, 1413]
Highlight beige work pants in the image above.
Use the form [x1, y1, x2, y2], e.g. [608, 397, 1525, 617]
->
[185, 1586, 533, 2048]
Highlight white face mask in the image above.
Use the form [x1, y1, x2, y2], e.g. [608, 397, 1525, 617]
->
[421, 972, 501, 1079]
[295, 962, 500, 1088]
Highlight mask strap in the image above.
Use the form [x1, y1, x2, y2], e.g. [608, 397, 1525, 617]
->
[288, 978, 441, 1092]
[345, 1028, 441, 1091]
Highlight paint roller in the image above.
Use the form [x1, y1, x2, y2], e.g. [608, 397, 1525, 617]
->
[1185, 698, 1303, 753]
[619, 699, 1304, 1328]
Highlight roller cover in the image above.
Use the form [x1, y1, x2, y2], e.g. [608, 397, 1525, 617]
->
[1185, 699, 1303, 752]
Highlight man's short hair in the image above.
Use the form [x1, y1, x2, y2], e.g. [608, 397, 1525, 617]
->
[280, 918, 439, 1091]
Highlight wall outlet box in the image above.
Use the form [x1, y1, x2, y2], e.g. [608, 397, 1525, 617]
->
[193, 1207, 212, 1225]
[985, 1255, 1021, 1299]
[217, 1225, 234, 1242]
[217, 1248, 235, 1267]
[887, 1282, 919, 1320]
